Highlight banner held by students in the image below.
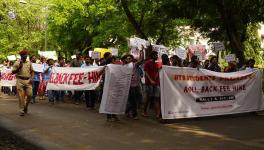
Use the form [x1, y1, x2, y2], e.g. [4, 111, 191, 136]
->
[160, 66, 264, 119]
[99, 64, 133, 115]
[0, 68, 16, 86]
[46, 66, 104, 91]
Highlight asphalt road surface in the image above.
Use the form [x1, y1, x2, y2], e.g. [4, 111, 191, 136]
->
[0, 95, 263, 150]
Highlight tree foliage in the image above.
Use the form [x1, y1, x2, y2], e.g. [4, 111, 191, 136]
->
[0, 0, 46, 60]
[0, 0, 263, 66]
[170, 0, 264, 66]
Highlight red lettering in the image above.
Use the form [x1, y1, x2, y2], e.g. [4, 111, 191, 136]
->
[88, 72, 93, 84]
[73, 73, 79, 85]
[49, 73, 54, 83]
[68, 74, 75, 84]
[62, 73, 69, 84]
[78, 73, 84, 85]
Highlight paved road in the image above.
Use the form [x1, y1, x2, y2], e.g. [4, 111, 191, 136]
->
[0, 95, 263, 150]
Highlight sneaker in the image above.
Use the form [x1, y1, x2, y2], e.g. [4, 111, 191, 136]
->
[113, 117, 120, 121]
[87, 107, 95, 110]
[141, 113, 149, 117]
[256, 111, 264, 116]
[133, 116, 139, 120]
[19, 112, 25, 116]
[107, 118, 112, 122]
[24, 108, 28, 114]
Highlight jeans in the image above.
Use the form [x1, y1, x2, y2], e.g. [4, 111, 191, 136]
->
[47, 90, 55, 102]
[74, 91, 83, 103]
[126, 86, 142, 117]
[32, 81, 40, 102]
[54, 91, 65, 102]
[84, 90, 96, 108]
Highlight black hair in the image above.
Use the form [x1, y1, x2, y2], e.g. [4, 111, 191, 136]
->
[104, 52, 111, 59]
[210, 56, 217, 63]
[149, 51, 158, 59]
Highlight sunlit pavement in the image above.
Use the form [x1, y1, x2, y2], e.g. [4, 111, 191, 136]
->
[0, 94, 263, 150]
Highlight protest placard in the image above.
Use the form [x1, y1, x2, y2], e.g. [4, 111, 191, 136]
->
[175, 47, 187, 60]
[194, 50, 203, 61]
[91, 51, 101, 59]
[32, 63, 44, 72]
[7, 55, 16, 61]
[109, 47, 118, 56]
[129, 37, 149, 49]
[38, 51, 57, 60]
[225, 54, 236, 62]
[213, 42, 225, 51]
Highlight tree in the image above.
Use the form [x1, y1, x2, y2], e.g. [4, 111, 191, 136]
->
[0, 0, 47, 60]
[170, 0, 264, 66]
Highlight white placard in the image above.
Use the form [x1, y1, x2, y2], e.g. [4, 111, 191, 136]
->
[225, 54, 236, 62]
[32, 63, 44, 72]
[160, 66, 264, 119]
[175, 48, 187, 60]
[194, 51, 203, 61]
[38, 51, 57, 60]
[7, 55, 16, 61]
[213, 42, 225, 51]
[153, 45, 169, 58]
[129, 37, 149, 49]
[71, 55, 76, 59]
[130, 47, 140, 59]
[99, 64, 133, 114]
[91, 51, 101, 59]
[109, 47, 118, 56]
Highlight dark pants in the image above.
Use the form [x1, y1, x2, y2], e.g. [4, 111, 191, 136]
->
[32, 81, 40, 102]
[126, 86, 141, 118]
[54, 91, 65, 102]
[85, 90, 96, 108]
[74, 91, 83, 103]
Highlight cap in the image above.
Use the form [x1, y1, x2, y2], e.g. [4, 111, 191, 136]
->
[19, 49, 29, 55]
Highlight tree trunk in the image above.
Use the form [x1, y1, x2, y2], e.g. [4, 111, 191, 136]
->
[217, 0, 245, 67]
[120, 0, 148, 40]
[226, 27, 245, 67]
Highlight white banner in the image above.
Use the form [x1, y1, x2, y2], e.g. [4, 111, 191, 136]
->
[32, 63, 44, 72]
[0, 68, 16, 86]
[99, 64, 133, 114]
[160, 66, 264, 119]
[46, 66, 104, 91]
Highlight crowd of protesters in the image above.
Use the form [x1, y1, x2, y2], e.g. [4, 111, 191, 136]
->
[0, 47, 261, 119]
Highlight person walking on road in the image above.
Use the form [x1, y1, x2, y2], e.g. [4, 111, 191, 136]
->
[12, 49, 34, 116]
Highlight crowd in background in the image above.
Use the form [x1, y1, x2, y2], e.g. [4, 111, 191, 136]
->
[0, 48, 260, 121]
